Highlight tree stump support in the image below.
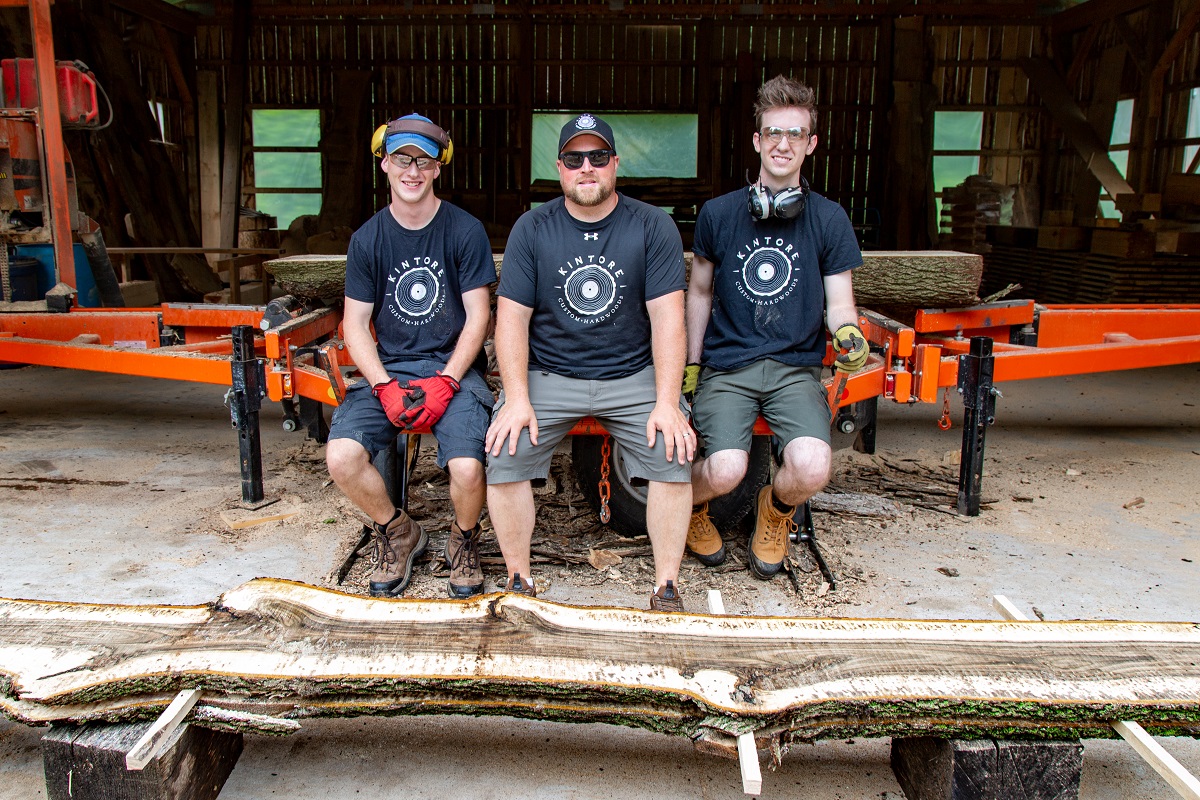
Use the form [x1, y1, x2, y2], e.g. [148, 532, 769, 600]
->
[41, 721, 243, 800]
[890, 736, 1083, 800]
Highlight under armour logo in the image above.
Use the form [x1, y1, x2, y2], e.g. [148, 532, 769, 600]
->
[583, 232, 599, 241]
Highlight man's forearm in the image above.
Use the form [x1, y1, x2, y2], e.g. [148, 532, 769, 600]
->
[494, 307, 531, 403]
[345, 326, 390, 387]
[441, 317, 488, 382]
[684, 291, 712, 364]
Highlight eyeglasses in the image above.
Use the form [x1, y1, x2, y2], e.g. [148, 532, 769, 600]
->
[559, 149, 615, 170]
[760, 126, 811, 144]
[388, 153, 438, 170]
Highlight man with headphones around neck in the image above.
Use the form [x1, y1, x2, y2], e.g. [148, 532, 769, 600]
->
[684, 76, 869, 579]
[326, 113, 497, 600]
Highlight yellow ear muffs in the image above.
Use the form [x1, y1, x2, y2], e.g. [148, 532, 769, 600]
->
[370, 124, 388, 158]
[382, 116, 453, 165]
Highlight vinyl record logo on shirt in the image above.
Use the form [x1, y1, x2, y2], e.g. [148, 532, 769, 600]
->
[736, 243, 799, 305]
[555, 256, 625, 324]
[387, 259, 445, 324]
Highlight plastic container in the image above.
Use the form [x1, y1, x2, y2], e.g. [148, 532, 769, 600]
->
[3, 257, 40, 301]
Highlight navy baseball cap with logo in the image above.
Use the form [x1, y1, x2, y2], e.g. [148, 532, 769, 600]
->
[558, 113, 617, 154]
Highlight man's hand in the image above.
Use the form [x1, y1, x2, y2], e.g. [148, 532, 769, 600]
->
[646, 401, 695, 465]
[833, 323, 869, 374]
[372, 378, 423, 427]
[681, 364, 701, 399]
[486, 398, 539, 457]
[396, 373, 460, 431]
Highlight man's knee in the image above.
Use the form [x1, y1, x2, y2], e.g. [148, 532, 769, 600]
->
[448, 457, 485, 491]
[779, 439, 832, 493]
[699, 450, 750, 495]
[325, 437, 369, 480]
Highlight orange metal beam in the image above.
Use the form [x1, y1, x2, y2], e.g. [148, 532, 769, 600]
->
[1035, 307, 1200, 348]
[913, 300, 1036, 334]
[991, 336, 1200, 382]
[28, 0, 75, 290]
[0, 339, 234, 384]
[0, 312, 161, 346]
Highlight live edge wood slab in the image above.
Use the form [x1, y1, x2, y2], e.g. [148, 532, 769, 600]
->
[2, 579, 1198, 751]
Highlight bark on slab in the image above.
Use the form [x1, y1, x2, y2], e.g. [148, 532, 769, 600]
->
[2, 580, 1197, 747]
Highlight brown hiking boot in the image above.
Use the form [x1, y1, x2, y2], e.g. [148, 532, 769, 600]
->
[446, 522, 484, 598]
[748, 485, 796, 579]
[368, 511, 427, 597]
[505, 572, 536, 596]
[686, 502, 726, 567]
[650, 580, 685, 613]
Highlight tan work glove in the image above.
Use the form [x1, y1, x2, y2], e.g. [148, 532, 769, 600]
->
[833, 324, 869, 373]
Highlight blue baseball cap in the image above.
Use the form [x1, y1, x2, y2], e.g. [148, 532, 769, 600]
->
[385, 114, 443, 158]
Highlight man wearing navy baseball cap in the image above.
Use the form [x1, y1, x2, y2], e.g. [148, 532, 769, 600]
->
[327, 113, 496, 601]
[486, 113, 694, 612]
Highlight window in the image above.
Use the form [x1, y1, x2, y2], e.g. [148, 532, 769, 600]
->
[932, 111, 983, 231]
[531, 112, 698, 182]
[148, 101, 167, 143]
[1184, 87, 1200, 174]
[1098, 98, 1134, 220]
[250, 109, 322, 228]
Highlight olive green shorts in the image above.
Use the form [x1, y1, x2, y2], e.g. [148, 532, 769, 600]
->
[691, 359, 830, 453]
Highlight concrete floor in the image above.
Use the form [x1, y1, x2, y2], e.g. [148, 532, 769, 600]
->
[0, 363, 1198, 798]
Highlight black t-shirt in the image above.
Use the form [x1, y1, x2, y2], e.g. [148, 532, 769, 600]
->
[499, 194, 685, 380]
[692, 187, 862, 371]
[344, 201, 496, 370]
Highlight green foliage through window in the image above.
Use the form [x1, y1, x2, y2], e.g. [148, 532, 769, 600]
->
[933, 111, 984, 231]
[531, 113, 698, 182]
[251, 109, 322, 229]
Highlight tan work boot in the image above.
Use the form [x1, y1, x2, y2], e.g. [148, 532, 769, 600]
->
[686, 502, 726, 567]
[505, 572, 536, 596]
[445, 522, 485, 598]
[649, 580, 685, 613]
[368, 511, 428, 597]
[748, 485, 796, 579]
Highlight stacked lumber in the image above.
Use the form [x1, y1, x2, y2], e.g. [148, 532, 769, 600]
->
[982, 244, 1200, 304]
[1, 579, 1199, 749]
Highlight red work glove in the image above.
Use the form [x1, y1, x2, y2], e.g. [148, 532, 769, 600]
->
[372, 378, 423, 427]
[395, 372, 460, 431]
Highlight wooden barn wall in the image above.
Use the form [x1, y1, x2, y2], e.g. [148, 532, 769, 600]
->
[930, 22, 1044, 193]
[193, 14, 899, 233]
[1045, 0, 1199, 217]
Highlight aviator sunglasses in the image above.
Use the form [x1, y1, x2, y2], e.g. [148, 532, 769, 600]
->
[559, 149, 616, 170]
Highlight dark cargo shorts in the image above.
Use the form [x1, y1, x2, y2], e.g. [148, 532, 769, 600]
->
[328, 358, 493, 469]
[691, 359, 831, 454]
[485, 366, 691, 485]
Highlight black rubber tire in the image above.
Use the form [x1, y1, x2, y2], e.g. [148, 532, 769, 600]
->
[571, 435, 773, 538]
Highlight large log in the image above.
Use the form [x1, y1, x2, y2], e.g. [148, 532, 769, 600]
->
[265, 250, 983, 308]
[1, 580, 1198, 750]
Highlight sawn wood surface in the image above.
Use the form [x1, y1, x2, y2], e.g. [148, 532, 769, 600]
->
[1, 579, 1197, 744]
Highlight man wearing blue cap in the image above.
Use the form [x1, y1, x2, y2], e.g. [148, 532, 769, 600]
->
[485, 113, 694, 612]
[326, 114, 497, 600]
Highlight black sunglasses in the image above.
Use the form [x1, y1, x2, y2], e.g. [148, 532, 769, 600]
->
[559, 149, 615, 170]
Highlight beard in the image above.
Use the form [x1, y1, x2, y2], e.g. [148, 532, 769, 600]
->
[563, 176, 615, 207]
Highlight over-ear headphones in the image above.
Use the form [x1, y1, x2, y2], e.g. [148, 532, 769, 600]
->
[370, 116, 454, 165]
[747, 175, 809, 220]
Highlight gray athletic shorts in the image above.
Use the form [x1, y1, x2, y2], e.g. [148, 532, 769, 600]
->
[692, 359, 831, 453]
[328, 358, 494, 469]
[485, 366, 691, 485]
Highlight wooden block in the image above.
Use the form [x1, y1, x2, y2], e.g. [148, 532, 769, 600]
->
[1113, 193, 1162, 214]
[203, 282, 266, 305]
[891, 737, 1083, 800]
[1036, 226, 1090, 251]
[220, 503, 297, 530]
[42, 722, 242, 800]
[1155, 230, 1200, 255]
[119, 281, 160, 308]
[1090, 229, 1156, 259]
[1164, 173, 1200, 206]
[1042, 210, 1074, 226]
[985, 225, 1038, 247]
